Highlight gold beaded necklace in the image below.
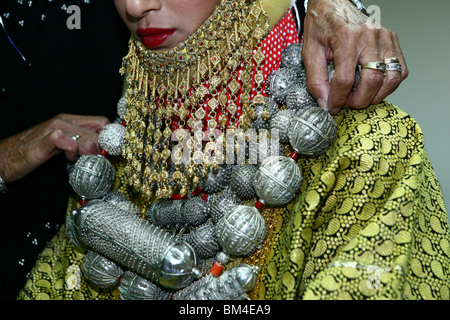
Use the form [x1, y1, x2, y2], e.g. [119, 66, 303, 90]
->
[120, 0, 270, 202]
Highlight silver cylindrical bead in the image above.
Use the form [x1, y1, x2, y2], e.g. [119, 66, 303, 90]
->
[173, 264, 259, 300]
[68, 200, 200, 289]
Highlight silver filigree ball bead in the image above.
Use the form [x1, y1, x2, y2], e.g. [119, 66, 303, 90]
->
[216, 205, 266, 257]
[115, 201, 141, 216]
[69, 155, 115, 200]
[98, 123, 126, 156]
[200, 165, 232, 194]
[145, 199, 185, 230]
[253, 156, 302, 205]
[288, 107, 337, 156]
[117, 96, 128, 120]
[265, 67, 299, 104]
[328, 61, 360, 91]
[102, 190, 127, 205]
[83, 250, 124, 289]
[281, 43, 304, 73]
[182, 197, 210, 228]
[185, 221, 220, 259]
[209, 191, 242, 225]
[285, 84, 318, 111]
[270, 109, 294, 144]
[230, 165, 258, 200]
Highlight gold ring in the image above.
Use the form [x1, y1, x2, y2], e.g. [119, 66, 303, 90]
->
[72, 134, 81, 141]
[361, 61, 387, 74]
[384, 57, 400, 64]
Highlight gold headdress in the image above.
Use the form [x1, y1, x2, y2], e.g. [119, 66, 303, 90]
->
[120, 0, 270, 202]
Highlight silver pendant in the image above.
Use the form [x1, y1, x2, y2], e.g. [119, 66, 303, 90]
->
[182, 197, 210, 228]
[215, 205, 266, 257]
[285, 83, 318, 111]
[200, 165, 232, 194]
[145, 197, 209, 231]
[98, 123, 126, 156]
[265, 67, 299, 104]
[68, 155, 115, 200]
[146, 199, 186, 230]
[281, 43, 304, 74]
[209, 191, 242, 225]
[288, 107, 337, 156]
[117, 96, 128, 120]
[270, 109, 294, 144]
[253, 155, 302, 205]
[230, 164, 258, 200]
[185, 221, 220, 259]
[251, 96, 279, 131]
[102, 190, 128, 205]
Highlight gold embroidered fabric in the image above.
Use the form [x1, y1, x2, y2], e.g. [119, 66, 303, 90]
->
[253, 102, 450, 300]
[17, 102, 450, 300]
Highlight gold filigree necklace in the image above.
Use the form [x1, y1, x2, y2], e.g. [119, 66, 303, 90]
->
[120, 0, 270, 202]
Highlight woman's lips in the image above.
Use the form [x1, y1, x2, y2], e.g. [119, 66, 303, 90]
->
[136, 28, 176, 48]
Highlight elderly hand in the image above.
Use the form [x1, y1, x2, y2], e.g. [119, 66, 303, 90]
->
[0, 114, 109, 183]
[301, 0, 408, 114]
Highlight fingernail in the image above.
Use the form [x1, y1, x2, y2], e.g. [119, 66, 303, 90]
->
[328, 108, 339, 115]
[317, 98, 329, 111]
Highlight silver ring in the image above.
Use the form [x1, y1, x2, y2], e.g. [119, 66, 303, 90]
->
[385, 62, 402, 72]
[72, 134, 81, 141]
[361, 61, 387, 74]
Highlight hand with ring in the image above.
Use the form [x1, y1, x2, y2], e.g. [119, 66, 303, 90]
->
[301, 0, 409, 114]
[0, 114, 109, 183]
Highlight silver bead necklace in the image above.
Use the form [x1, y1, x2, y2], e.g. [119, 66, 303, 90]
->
[65, 42, 352, 300]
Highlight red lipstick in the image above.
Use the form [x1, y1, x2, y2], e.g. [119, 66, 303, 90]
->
[136, 28, 176, 48]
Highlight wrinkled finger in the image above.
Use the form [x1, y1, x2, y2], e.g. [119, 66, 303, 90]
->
[37, 129, 79, 163]
[56, 114, 110, 133]
[391, 32, 409, 81]
[302, 39, 330, 110]
[61, 131, 101, 156]
[346, 66, 384, 108]
[40, 129, 99, 162]
[346, 30, 384, 109]
[45, 117, 102, 153]
[371, 30, 403, 104]
[73, 134, 101, 155]
[327, 40, 359, 114]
